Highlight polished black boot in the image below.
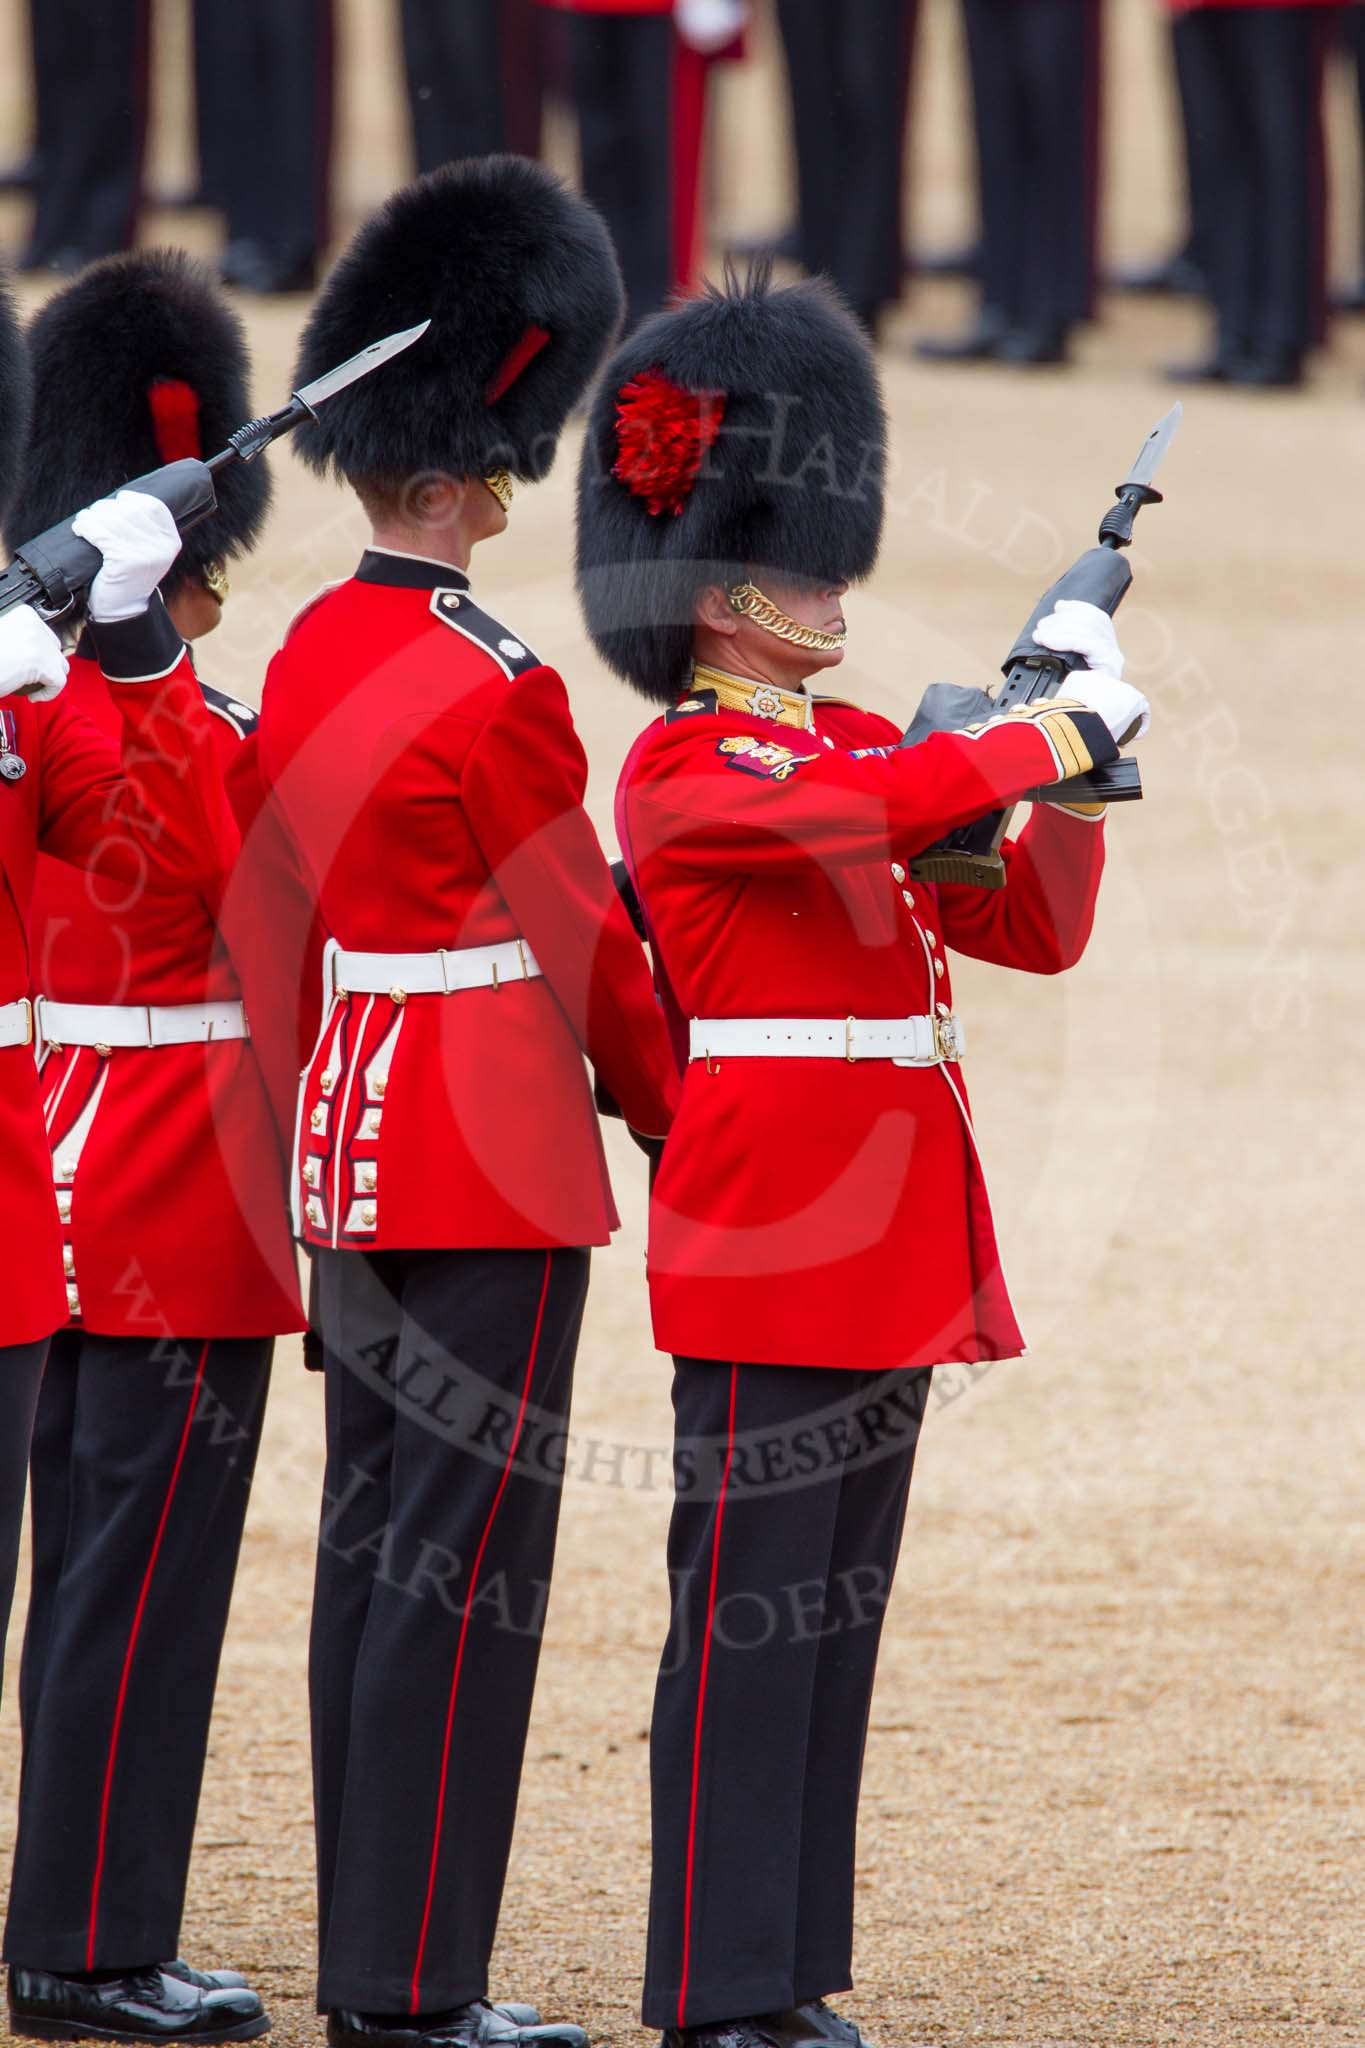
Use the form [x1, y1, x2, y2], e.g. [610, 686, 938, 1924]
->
[913, 308, 1008, 364]
[995, 322, 1071, 367]
[327, 2008, 584, 2048]
[759, 2005, 878, 2048]
[7, 1965, 268, 2044]
[663, 2010, 879, 2048]
[1228, 346, 1304, 390]
[161, 1963, 249, 1993]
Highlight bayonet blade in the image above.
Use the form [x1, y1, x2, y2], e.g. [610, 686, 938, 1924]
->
[294, 319, 432, 415]
[1121, 401, 1182, 495]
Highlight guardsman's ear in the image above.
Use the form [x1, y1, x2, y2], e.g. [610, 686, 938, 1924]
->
[694, 584, 739, 637]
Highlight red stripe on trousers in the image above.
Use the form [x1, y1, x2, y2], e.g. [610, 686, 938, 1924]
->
[86, 1339, 211, 1967]
[408, 1251, 554, 2014]
[677, 1361, 739, 2028]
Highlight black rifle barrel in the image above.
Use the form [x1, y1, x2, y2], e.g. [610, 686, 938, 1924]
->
[0, 396, 313, 626]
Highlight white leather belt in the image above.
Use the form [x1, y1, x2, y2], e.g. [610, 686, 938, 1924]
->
[35, 998, 250, 1051]
[688, 1013, 966, 1067]
[0, 998, 34, 1050]
[333, 939, 543, 999]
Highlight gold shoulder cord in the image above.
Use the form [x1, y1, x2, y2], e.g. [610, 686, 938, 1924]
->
[727, 582, 846, 653]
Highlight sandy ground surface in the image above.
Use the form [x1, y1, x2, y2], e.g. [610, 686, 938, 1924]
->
[0, 3, 1361, 2045]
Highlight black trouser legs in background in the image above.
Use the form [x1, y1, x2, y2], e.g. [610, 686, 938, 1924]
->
[4, 1332, 272, 1971]
[309, 1246, 589, 2015]
[960, 0, 1095, 335]
[568, 16, 673, 330]
[400, 0, 505, 169]
[0, 1342, 47, 1697]
[776, 0, 913, 322]
[644, 1360, 931, 2031]
[26, 0, 149, 264]
[1182, 6, 1329, 359]
[200, 0, 335, 272]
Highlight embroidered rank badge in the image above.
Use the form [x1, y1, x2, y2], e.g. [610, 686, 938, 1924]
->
[717, 735, 820, 782]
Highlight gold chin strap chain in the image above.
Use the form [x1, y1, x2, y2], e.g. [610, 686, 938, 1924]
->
[728, 581, 846, 653]
[202, 560, 230, 608]
[483, 470, 515, 513]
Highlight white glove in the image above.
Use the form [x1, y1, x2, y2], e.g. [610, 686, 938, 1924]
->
[70, 490, 182, 623]
[675, 0, 748, 53]
[0, 606, 69, 703]
[1033, 598, 1126, 680]
[1059, 668, 1151, 746]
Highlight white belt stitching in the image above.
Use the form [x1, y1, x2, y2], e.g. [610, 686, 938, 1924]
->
[333, 939, 543, 998]
[34, 998, 250, 1051]
[688, 1013, 966, 1067]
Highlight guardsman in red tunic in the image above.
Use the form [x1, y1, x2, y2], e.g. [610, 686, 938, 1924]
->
[0, 253, 300, 2044]
[253, 157, 679, 2048]
[574, 265, 1152, 2047]
[0, 271, 254, 2030]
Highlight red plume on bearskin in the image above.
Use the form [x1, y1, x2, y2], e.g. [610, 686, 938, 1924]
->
[613, 370, 726, 520]
[148, 378, 203, 464]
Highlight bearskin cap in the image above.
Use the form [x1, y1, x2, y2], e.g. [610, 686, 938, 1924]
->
[292, 154, 626, 494]
[6, 248, 270, 588]
[576, 263, 887, 705]
[0, 272, 30, 526]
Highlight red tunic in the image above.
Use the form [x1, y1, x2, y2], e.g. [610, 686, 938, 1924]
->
[0, 605, 242, 1347]
[255, 551, 679, 1255]
[617, 680, 1112, 1372]
[30, 654, 305, 1341]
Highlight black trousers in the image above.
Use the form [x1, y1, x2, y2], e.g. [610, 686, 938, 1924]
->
[1171, 11, 1220, 282]
[399, 0, 547, 171]
[25, 0, 149, 264]
[0, 1343, 47, 1699]
[1178, 6, 1330, 357]
[192, 0, 335, 266]
[960, 0, 1098, 334]
[3, 1331, 272, 1972]
[644, 1359, 932, 2030]
[567, 14, 674, 331]
[310, 1245, 590, 2015]
[1338, 6, 1365, 271]
[775, 0, 915, 320]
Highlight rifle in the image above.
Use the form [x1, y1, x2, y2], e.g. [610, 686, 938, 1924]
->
[903, 403, 1181, 889]
[0, 321, 432, 630]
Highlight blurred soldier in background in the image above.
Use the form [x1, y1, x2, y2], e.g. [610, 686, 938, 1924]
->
[399, 0, 550, 168]
[917, 0, 1102, 368]
[1164, 0, 1344, 389]
[21, 0, 149, 272]
[192, 0, 336, 294]
[774, 0, 916, 336]
[539, 0, 747, 329]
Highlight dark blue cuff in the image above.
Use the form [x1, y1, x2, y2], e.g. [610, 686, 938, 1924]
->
[89, 594, 185, 683]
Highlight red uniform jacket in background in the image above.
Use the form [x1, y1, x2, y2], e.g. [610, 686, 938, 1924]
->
[0, 606, 241, 1347]
[255, 552, 679, 1255]
[30, 653, 305, 1342]
[618, 684, 1112, 1373]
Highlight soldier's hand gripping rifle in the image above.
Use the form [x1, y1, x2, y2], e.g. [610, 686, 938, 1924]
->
[0, 321, 432, 631]
[902, 403, 1181, 889]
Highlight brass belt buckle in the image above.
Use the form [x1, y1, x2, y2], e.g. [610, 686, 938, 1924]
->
[845, 1016, 857, 1063]
[935, 1012, 963, 1063]
[19, 997, 34, 1049]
